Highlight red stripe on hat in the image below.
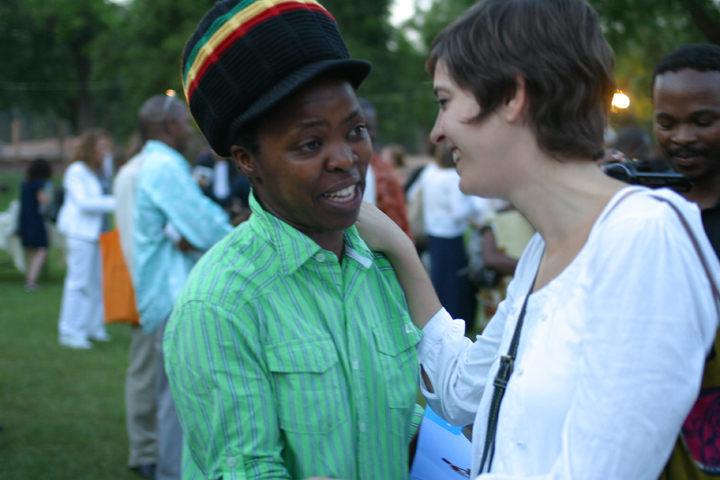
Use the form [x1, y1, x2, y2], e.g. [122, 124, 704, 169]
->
[187, 2, 333, 101]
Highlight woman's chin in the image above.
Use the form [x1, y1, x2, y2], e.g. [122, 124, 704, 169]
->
[459, 177, 481, 197]
[459, 178, 501, 199]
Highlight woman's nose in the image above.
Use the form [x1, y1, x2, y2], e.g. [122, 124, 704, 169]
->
[430, 112, 445, 144]
[326, 143, 355, 171]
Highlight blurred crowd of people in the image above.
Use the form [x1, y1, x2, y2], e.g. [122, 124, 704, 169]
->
[3, 0, 720, 479]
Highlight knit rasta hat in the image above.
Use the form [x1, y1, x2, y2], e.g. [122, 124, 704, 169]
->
[182, 0, 372, 157]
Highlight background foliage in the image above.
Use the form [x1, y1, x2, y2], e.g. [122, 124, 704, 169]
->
[1, 0, 719, 152]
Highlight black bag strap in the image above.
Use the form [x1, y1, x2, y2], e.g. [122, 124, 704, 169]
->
[478, 271, 538, 473]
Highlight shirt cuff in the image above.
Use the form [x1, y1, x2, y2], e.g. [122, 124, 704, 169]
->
[418, 307, 464, 401]
[422, 307, 455, 340]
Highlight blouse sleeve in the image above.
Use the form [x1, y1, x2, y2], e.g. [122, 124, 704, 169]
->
[417, 235, 544, 428]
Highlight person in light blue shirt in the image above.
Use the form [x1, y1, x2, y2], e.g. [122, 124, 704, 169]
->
[132, 94, 234, 480]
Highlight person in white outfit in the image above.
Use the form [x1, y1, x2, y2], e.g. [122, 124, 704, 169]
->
[57, 129, 116, 349]
[353, 0, 720, 479]
[421, 145, 488, 327]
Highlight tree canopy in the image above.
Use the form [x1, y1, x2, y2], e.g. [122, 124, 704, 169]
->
[587, 0, 716, 127]
[2, 0, 719, 150]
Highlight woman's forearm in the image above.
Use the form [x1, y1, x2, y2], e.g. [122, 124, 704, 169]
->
[384, 239, 442, 329]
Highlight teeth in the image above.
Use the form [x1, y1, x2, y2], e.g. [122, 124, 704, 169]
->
[452, 149, 461, 164]
[325, 184, 356, 200]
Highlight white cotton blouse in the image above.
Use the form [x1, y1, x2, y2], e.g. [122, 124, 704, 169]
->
[418, 187, 720, 480]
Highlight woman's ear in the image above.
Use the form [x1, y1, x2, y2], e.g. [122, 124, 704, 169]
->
[503, 75, 528, 124]
[230, 145, 261, 184]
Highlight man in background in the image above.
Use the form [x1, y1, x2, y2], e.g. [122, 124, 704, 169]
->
[192, 147, 250, 212]
[132, 94, 235, 480]
[653, 43, 720, 480]
[359, 98, 412, 237]
[113, 148, 157, 479]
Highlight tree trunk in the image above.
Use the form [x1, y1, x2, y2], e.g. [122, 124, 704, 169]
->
[74, 49, 94, 133]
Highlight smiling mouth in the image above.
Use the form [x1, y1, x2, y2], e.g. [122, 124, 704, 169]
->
[672, 154, 704, 166]
[451, 148, 461, 165]
[323, 184, 360, 204]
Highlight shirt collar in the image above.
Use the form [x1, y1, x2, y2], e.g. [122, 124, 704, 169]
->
[343, 224, 374, 269]
[248, 191, 374, 275]
[143, 140, 186, 167]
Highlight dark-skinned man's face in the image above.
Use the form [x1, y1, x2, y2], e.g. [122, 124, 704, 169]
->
[653, 69, 720, 183]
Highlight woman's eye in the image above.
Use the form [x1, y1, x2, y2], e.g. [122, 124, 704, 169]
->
[349, 124, 367, 140]
[435, 98, 448, 109]
[298, 140, 322, 152]
[695, 117, 716, 128]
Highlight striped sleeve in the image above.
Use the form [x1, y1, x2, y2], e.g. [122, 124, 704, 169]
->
[410, 403, 425, 440]
[165, 300, 291, 480]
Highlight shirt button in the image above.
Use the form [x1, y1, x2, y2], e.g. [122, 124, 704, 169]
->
[226, 457, 237, 467]
[352, 360, 359, 370]
[359, 423, 367, 432]
[315, 253, 326, 262]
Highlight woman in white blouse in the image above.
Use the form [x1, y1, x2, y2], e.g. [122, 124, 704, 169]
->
[57, 129, 116, 349]
[355, 0, 720, 479]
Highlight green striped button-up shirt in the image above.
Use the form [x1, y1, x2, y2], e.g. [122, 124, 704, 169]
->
[165, 193, 423, 480]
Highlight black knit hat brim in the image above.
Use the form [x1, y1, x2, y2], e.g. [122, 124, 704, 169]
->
[221, 58, 371, 157]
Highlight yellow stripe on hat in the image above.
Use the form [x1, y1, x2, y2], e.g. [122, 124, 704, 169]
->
[184, 0, 329, 101]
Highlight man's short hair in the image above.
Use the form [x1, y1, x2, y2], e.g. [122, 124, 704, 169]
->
[651, 44, 720, 97]
[427, 0, 615, 161]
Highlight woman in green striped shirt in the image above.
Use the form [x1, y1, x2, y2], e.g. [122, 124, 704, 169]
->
[164, 1, 424, 479]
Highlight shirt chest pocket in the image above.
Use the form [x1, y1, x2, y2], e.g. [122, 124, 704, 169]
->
[264, 335, 347, 434]
[372, 316, 421, 409]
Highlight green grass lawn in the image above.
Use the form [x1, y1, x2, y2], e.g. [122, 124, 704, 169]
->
[0, 170, 139, 480]
[0, 167, 450, 478]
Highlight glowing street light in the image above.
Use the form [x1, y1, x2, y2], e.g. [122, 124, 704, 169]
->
[166, 89, 176, 97]
[612, 92, 630, 109]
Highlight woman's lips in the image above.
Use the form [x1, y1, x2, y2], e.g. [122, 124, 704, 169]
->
[322, 183, 360, 206]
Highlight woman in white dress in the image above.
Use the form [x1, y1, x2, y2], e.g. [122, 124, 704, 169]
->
[354, 0, 720, 478]
[57, 129, 116, 349]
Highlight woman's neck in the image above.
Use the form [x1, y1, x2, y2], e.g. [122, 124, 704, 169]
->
[254, 193, 347, 261]
[82, 159, 100, 173]
[512, 157, 623, 251]
[305, 230, 346, 261]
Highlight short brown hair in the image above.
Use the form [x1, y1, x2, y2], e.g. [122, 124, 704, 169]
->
[427, 0, 615, 161]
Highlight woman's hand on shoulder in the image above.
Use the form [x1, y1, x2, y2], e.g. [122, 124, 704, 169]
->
[355, 201, 414, 255]
[358, 201, 441, 328]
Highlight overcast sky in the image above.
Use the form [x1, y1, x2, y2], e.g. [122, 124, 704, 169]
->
[390, 0, 434, 26]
